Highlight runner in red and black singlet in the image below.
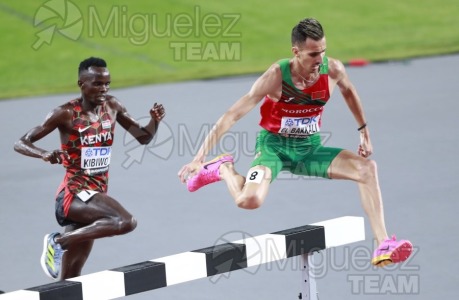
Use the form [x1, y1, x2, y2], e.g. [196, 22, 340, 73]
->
[57, 98, 114, 217]
[179, 18, 413, 268]
[15, 57, 165, 280]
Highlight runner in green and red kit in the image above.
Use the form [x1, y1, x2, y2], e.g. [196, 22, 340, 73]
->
[15, 57, 165, 280]
[179, 18, 413, 267]
[253, 56, 341, 180]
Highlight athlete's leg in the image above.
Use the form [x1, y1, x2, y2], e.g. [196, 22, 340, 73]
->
[60, 224, 94, 279]
[55, 193, 137, 249]
[327, 150, 388, 244]
[219, 164, 272, 209]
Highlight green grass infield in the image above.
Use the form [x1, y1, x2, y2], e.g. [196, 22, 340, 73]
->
[1, 0, 458, 99]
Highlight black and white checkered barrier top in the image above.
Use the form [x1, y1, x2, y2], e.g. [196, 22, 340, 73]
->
[0, 216, 364, 300]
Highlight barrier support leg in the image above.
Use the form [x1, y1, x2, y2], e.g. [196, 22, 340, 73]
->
[298, 253, 318, 300]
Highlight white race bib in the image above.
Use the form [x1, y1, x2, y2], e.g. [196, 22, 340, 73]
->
[81, 146, 111, 175]
[279, 115, 320, 136]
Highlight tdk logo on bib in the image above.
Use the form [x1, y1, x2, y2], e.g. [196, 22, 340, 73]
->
[279, 115, 320, 136]
[84, 147, 111, 157]
[286, 116, 318, 126]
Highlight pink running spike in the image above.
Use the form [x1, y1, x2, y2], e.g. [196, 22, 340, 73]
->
[187, 154, 234, 192]
[371, 235, 413, 267]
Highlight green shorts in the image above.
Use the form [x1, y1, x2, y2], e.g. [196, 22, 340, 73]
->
[250, 130, 343, 180]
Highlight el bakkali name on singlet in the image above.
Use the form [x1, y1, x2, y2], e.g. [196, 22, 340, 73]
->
[259, 57, 330, 137]
[61, 99, 114, 194]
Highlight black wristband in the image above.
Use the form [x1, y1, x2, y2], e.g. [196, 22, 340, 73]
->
[357, 123, 367, 131]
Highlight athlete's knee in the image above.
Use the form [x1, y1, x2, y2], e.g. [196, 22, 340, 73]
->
[116, 216, 137, 234]
[236, 194, 263, 210]
[357, 159, 378, 183]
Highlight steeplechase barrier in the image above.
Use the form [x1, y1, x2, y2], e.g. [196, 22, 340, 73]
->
[0, 216, 365, 300]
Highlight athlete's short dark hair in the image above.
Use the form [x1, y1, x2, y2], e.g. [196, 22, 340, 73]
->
[291, 18, 324, 46]
[78, 57, 107, 75]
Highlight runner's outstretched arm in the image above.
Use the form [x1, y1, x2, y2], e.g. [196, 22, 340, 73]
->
[178, 64, 281, 182]
[329, 58, 372, 158]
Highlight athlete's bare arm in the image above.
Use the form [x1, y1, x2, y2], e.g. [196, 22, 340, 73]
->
[110, 98, 165, 145]
[178, 63, 282, 182]
[328, 57, 372, 157]
[14, 105, 72, 164]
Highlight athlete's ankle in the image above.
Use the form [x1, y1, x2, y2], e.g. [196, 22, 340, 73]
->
[219, 161, 234, 178]
[54, 234, 67, 249]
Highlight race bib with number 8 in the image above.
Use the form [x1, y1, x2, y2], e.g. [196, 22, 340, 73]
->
[246, 169, 264, 184]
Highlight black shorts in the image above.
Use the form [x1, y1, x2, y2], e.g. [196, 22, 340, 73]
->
[55, 188, 100, 227]
[55, 189, 76, 227]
